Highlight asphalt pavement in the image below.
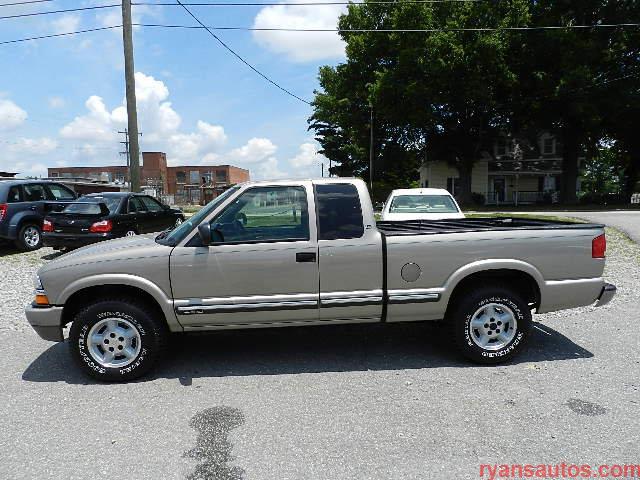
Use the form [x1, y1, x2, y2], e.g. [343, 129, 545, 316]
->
[498, 210, 640, 244]
[1, 228, 639, 480]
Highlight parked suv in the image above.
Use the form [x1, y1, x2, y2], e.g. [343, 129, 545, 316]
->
[0, 180, 77, 251]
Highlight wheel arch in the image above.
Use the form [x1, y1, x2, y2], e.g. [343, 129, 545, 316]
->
[10, 211, 42, 237]
[59, 276, 182, 332]
[443, 261, 543, 317]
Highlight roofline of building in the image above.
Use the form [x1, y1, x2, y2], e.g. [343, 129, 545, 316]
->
[48, 164, 249, 171]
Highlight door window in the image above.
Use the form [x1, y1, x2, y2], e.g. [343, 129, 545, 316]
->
[45, 183, 75, 200]
[316, 184, 364, 240]
[23, 184, 46, 201]
[213, 186, 309, 243]
[128, 197, 146, 213]
[140, 196, 163, 212]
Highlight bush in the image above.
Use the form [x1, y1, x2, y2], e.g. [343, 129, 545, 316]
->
[471, 192, 486, 206]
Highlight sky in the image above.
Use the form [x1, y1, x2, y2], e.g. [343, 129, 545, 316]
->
[0, 0, 349, 180]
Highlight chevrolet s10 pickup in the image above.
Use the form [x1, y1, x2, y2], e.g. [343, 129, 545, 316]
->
[25, 178, 616, 381]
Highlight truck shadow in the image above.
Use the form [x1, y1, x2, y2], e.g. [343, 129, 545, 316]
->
[22, 321, 593, 385]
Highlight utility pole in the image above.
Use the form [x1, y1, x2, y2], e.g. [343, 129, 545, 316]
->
[119, 128, 142, 186]
[369, 102, 374, 191]
[321, 162, 324, 178]
[121, 0, 141, 192]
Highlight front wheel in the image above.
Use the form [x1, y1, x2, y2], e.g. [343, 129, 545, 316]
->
[69, 299, 168, 381]
[449, 286, 532, 364]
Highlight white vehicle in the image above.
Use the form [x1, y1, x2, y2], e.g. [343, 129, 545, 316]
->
[381, 188, 464, 221]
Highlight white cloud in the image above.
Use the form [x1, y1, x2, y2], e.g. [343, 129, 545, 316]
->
[51, 14, 81, 34]
[60, 73, 227, 167]
[0, 99, 27, 130]
[48, 96, 65, 109]
[60, 95, 121, 143]
[228, 138, 278, 164]
[288, 141, 327, 177]
[8, 137, 58, 155]
[11, 162, 48, 178]
[257, 157, 288, 179]
[253, 4, 346, 62]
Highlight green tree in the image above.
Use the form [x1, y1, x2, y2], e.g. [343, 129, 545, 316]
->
[581, 145, 624, 195]
[309, 0, 530, 204]
[512, 0, 640, 203]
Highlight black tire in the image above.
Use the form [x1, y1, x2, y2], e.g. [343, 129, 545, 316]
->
[449, 286, 532, 364]
[69, 299, 168, 382]
[15, 223, 42, 251]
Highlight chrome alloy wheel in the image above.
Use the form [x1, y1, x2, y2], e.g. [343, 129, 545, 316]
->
[125, 230, 137, 237]
[24, 226, 40, 247]
[87, 318, 142, 368]
[175, 217, 183, 227]
[469, 302, 517, 351]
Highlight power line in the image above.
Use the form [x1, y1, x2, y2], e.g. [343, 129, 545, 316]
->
[174, 0, 311, 104]
[0, 25, 121, 45]
[0, 0, 56, 7]
[135, 21, 640, 32]
[2, 20, 639, 47]
[0, 3, 119, 20]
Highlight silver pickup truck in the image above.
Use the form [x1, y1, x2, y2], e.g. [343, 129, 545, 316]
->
[26, 178, 616, 381]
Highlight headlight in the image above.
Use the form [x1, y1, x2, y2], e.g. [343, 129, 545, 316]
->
[33, 275, 44, 291]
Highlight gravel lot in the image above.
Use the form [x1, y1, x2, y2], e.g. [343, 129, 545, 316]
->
[1, 229, 639, 480]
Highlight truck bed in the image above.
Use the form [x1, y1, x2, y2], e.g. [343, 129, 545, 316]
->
[376, 217, 603, 236]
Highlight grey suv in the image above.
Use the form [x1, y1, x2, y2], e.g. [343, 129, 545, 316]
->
[0, 180, 77, 251]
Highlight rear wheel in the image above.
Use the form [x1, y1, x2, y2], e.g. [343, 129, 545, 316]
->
[15, 223, 42, 251]
[449, 286, 531, 364]
[69, 299, 168, 381]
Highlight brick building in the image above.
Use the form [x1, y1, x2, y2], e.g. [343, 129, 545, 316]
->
[48, 152, 250, 204]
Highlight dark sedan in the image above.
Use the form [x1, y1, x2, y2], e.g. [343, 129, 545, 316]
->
[42, 192, 184, 250]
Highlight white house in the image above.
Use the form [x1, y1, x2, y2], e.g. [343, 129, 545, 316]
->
[418, 132, 583, 205]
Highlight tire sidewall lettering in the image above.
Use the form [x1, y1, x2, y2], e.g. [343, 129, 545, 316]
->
[77, 309, 149, 377]
[463, 295, 527, 359]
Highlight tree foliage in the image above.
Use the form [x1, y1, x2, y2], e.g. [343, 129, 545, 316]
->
[309, 0, 640, 204]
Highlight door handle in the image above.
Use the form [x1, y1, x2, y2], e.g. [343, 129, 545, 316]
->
[296, 252, 316, 263]
[30, 206, 37, 211]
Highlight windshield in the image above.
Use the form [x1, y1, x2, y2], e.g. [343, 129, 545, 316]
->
[388, 194, 459, 214]
[64, 196, 121, 214]
[158, 186, 240, 246]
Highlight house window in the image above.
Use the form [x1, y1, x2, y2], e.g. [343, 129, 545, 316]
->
[542, 137, 556, 155]
[216, 170, 227, 182]
[495, 138, 510, 157]
[176, 171, 186, 184]
[189, 170, 200, 184]
[446, 177, 460, 196]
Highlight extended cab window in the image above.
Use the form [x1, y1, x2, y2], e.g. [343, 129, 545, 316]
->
[213, 186, 309, 243]
[316, 183, 364, 240]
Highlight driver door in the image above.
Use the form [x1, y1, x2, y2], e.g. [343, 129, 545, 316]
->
[169, 183, 319, 328]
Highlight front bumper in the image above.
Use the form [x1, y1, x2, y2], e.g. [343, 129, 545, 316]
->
[595, 283, 617, 307]
[43, 232, 116, 249]
[25, 303, 64, 342]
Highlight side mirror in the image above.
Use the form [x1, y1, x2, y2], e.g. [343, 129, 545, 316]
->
[197, 222, 211, 245]
[198, 222, 224, 245]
